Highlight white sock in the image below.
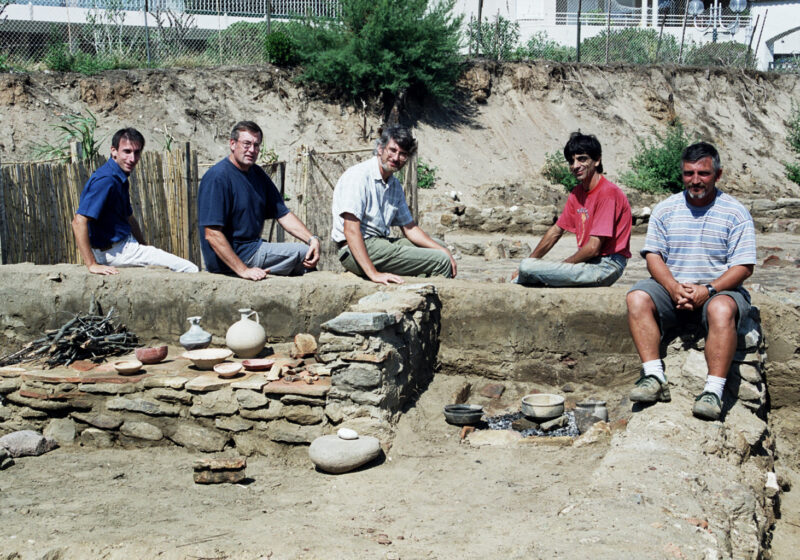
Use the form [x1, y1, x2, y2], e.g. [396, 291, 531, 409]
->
[642, 360, 666, 383]
[703, 376, 726, 400]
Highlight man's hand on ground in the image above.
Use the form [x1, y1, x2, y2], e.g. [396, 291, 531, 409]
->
[369, 272, 405, 285]
[88, 263, 119, 275]
[238, 267, 270, 281]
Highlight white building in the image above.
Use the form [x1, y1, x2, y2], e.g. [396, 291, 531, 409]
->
[455, 0, 800, 70]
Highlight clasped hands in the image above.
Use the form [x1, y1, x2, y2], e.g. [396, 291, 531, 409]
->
[669, 282, 711, 311]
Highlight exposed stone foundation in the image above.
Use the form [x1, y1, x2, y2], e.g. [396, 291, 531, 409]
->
[0, 284, 441, 454]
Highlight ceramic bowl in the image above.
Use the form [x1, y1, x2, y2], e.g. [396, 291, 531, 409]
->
[213, 361, 243, 379]
[521, 393, 565, 420]
[443, 404, 484, 426]
[242, 358, 276, 371]
[114, 360, 143, 375]
[182, 348, 234, 370]
[134, 345, 168, 365]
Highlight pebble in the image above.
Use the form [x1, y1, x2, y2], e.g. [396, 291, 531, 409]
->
[308, 434, 381, 474]
[338, 428, 358, 440]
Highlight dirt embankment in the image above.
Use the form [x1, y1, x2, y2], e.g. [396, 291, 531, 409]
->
[0, 63, 798, 203]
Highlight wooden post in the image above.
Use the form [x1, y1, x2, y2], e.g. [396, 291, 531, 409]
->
[277, 161, 285, 243]
[266, 0, 272, 35]
[576, 0, 582, 63]
[678, 1, 689, 64]
[0, 159, 7, 265]
[477, 0, 483, 55]
[70, 141, 83, 163]
[605, 1, 611, 64]
[182, 142, 192, 260]
[407, 153, 419, 223]
[746, 14, 760, 68]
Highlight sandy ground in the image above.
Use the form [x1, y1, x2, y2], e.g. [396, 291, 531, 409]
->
[1, 233, 799, 559]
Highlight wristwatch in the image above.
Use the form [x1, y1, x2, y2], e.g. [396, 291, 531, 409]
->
[307, 235, 320, 245]
[705, 284, 717, 297]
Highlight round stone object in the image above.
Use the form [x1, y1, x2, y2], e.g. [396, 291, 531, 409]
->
[309, 434, 381, 474]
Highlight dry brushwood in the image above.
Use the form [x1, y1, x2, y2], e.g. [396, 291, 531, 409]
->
[0, 307, 138, 368]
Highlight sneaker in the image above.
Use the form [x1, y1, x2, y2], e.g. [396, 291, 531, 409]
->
[692, 392, 722, 421]
[629, 372, 671, 403]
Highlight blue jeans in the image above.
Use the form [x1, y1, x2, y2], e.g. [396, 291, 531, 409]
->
[516, 254, 627, 287]
[245, 240, 310, 276]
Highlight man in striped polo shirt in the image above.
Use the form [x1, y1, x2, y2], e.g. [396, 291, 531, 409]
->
[626, 142, 756, 421]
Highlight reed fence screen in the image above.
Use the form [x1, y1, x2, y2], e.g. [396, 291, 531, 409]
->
[0, 145, 203, 266]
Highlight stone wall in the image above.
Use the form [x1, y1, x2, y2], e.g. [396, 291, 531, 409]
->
[0, 284, 441, 454]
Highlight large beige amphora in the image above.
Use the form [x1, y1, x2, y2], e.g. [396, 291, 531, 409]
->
[225, 308, 266, 359]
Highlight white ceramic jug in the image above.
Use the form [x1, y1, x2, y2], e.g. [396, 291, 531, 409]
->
[225, 308, 266, 358]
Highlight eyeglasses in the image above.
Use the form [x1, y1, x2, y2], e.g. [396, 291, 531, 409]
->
[238, 140, 261, 151]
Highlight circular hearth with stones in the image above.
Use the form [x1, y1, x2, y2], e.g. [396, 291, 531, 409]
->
[485, 411, 580, 438]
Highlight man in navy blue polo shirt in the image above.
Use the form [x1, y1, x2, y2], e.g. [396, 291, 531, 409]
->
[198, 120, 320, 280]
[72, 128, 198, 275]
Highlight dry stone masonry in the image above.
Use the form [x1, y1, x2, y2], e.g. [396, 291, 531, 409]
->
[0, 284, 441, 455]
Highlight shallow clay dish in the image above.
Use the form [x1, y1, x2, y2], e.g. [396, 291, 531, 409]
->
[114, 360, 143, 375]
[443, 404, 484, 425]
[213, 362, 243, 379]
[182, 348, 233, 370]
[521, 393, 565, 420]
[242, 358, 276, 371]
[134, 345, 168, 364]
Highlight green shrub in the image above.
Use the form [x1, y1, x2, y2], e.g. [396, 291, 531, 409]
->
[264, 30, 297, 66]
[467, 14, 520, 61]
[33, 110, 103, 162]
[580, 28, 679, 64]
[515, 31, 575, 62]
[417, 159, 437, 189]
[621, 121, 695, 194]
[0, 54, 11, 72]
[684, 41, 751, 68]
[784, 103, 800, 185]
[44, 43, 74, 72]
[541, 151, 577, 192]
[785, 161, 800, 185]
[292, 0, 464, 104]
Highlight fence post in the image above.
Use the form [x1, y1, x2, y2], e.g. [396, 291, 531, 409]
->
[277, 161, 285, 243]
[746, 14, 760, 68]
[406, 153, 419, 223]
[476, 0, 484, 55]
[0, 159, 6, 265]
[679, 1, 689, 64]
[576, 0, 582, 63]
[183, 142, 192, 260]
[605, 2, 611, 64]
[70, 141, 83, 163]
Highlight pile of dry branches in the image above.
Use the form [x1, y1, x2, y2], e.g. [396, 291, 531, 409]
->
[0, 307, 138, 368]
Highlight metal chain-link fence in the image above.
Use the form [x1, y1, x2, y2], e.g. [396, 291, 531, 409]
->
[0, 0, 792, 72]
[0, 0, 338, 68]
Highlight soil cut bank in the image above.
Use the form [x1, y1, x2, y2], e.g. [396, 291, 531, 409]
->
[1, 62, 798, 204]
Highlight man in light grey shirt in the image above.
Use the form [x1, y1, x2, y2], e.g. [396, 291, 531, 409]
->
[331, 125, 456, 285]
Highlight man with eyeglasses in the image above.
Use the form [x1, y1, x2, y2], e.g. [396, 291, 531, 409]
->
[331, 125, 456, 285]
[198, 121, 320, 280]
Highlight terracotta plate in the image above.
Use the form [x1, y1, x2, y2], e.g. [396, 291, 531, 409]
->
[242, 358, 276, 371]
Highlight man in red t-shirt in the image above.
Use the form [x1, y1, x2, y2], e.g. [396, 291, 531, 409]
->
[514, 132, 632, 287]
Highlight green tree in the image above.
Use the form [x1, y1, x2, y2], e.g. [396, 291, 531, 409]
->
[467, 14, 520, 61]
[784, 103, 800, 186]
[291, 0, 464, 104]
